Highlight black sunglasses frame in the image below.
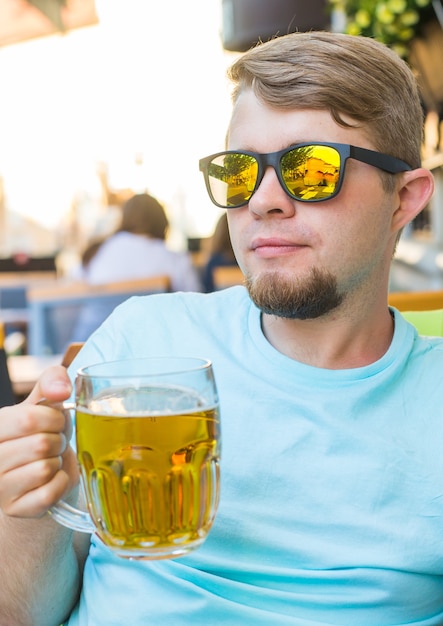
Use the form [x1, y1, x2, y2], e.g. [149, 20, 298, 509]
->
[199, 142, 412, 209]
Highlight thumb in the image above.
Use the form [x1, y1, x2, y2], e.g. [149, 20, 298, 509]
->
[24, 365, 73, 406]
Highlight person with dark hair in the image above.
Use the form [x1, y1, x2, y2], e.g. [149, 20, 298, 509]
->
[201, 212, 238, 291]
[0, 31, 440, 625]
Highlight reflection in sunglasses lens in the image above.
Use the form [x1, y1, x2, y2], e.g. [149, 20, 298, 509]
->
[208, 154, 258, 207]
[281, 145, 341, 201]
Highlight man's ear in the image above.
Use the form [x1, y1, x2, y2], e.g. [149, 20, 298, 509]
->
[391, 168, 435, 233]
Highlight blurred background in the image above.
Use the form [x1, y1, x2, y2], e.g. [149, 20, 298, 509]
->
[0, 0, 442, 368]
[0, 0, 239, 266]
[0, 0, 442, 280]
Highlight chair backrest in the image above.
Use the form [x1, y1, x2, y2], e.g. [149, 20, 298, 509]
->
[388, 290, 443, 311]
[0, 285, 28, 309]
[27, 275, 171, 355]
[212, 266, 244, 290]
[0, 275, 58, 355]
[0, 272, 57, 310]
[0, 272, 57, 284]
[401, 309, 443, 336]
[61, 342, 84, 367]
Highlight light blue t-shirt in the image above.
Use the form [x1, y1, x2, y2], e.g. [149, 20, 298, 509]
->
[66, 287, 443, 625]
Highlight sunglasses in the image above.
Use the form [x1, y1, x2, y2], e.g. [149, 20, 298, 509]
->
[199, 142, 412, 209]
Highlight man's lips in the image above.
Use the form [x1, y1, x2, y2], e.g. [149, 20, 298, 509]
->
[250, 237, 307, 258]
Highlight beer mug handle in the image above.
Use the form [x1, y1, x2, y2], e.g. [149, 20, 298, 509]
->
[49, 500, 94, 533]
[42, 400, 95, 534]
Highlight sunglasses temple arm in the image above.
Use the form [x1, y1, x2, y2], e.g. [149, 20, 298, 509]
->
[350, 146, 411, 173]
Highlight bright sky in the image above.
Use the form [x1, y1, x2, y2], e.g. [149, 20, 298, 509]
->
[0, 0, 238, 252]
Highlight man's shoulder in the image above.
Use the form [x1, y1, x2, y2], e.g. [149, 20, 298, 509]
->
[119, 285, 251, 314]
[412, 332, 443, 355]
[92, 286, 254, 361]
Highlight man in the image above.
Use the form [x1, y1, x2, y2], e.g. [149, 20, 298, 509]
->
[0, 30, 440, 625]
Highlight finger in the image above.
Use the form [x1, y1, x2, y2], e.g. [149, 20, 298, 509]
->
[0, 445, 79, 518]
[1, 455, 62, 502]
[0, 403, 67, 442]
[0, 432, 67, 474]
[36, 401, 74, 443]
[24, 365, 72, 406]
[1, 463, 74, 518]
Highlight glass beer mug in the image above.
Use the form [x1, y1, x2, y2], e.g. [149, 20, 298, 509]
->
[50, 357, 221, 560]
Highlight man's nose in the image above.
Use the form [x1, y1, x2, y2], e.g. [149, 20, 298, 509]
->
[247, 166, 296, 218]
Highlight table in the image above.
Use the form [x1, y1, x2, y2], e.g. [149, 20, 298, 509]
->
[8, 354, 62, 398]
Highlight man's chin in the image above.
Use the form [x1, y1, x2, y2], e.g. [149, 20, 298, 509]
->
[244, 268, 343, 320]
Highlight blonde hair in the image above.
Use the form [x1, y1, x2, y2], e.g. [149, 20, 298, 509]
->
[228, 31, 424, 170]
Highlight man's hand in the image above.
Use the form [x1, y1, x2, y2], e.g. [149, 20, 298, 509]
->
[0, 366, 79, 518]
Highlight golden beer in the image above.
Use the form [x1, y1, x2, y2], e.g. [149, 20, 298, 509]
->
[76, 385, 221, 559]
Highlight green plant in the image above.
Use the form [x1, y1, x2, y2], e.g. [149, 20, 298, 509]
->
[328, 0, 436, 57]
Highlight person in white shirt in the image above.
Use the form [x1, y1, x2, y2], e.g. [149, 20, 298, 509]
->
[70, 192, 202, 341]
[79, 192, 201, 292]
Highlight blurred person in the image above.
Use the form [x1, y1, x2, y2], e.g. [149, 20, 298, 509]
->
[77, 192, 201, 291]
[70, 192, 201, 341]
[0, 31, 441, 626]
[201, 212, 239, 292]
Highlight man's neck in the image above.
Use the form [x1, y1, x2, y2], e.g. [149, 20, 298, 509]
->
[261, 307, 395, 370]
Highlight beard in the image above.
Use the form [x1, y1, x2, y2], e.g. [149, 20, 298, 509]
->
[245, 266, 343, 320]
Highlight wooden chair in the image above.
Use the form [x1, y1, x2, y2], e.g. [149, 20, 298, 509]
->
[61, 342, 84, 367]
[0, 273, 58, 346]
[27, 275, 171, 355]
[0, 271, 57, 285]
[388, 290, 443, 312]
[212, 266, 245, 290]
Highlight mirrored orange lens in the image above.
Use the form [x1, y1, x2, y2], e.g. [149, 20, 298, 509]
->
[281, 145, 341, 201]
[208, 153, 258, 207]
